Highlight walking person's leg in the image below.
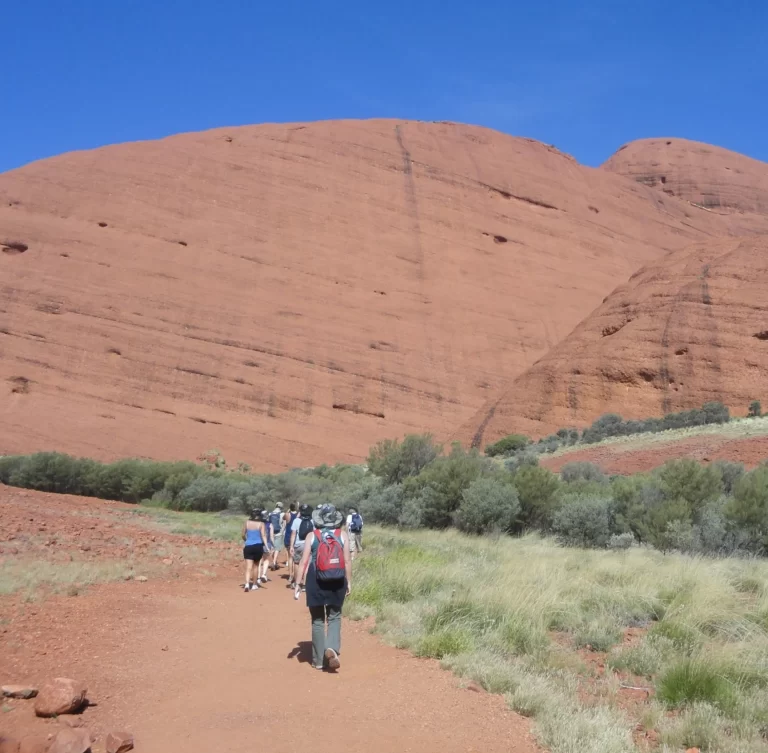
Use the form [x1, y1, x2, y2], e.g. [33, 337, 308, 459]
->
[355, 532, 363, 553]
[244, 557, 253, 589]
[324, 605, 342, 669]
[310, 606, 327, 669]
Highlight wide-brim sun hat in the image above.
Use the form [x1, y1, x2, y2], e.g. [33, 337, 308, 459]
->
[312, 503, 343, 529]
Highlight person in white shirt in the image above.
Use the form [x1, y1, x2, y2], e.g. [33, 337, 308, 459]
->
[345, 507, 363, 560]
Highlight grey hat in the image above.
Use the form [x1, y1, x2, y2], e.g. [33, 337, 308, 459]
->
[312, 503, 343, 529]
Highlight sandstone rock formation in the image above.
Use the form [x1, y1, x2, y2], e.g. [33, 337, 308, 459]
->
[603, 137, 768, 215]
[3, 121, 767, 468]
[459, 236, 768, 446]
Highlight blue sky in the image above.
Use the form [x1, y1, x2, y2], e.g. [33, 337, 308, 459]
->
[2, 0, 766, 173]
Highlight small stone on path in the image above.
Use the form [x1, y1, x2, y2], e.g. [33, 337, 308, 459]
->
[2, 685, 38, 699]
[34, 678, 87, 718]
[105, 731, 134, 753]
[48, 728, 91, 753]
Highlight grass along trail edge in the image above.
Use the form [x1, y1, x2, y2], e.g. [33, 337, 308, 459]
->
[349, 527, 768, 753]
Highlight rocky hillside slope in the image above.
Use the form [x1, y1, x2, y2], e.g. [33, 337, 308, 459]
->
[459, 235, 768, 446]
[2, 121, 765, 469]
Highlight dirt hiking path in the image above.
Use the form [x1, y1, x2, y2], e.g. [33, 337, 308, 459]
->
[117, 576, 537, 753]
[3, 568, 537, 752]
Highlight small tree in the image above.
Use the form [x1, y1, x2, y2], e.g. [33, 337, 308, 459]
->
[367, 434, 441, 485]
[749, 400, 762, 418]
[513, 465, 562, 529]
[552, 496, 613, 548]
[455, 478, 520, 534]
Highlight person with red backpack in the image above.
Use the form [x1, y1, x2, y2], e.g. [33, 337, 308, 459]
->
[296, 503, 352, 671]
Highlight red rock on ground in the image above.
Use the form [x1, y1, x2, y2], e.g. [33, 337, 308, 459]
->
[34, 679, 87, 718]
[47, 729, 90, 753]
[105, 732, 133, 753]
[459, 235, 768, 447]
[3, 120, 764, 470]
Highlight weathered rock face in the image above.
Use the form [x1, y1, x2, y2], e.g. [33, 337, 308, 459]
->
[602, 137, 768, 215]
[2, 121, 767, 469]
[459, 236, 768, 446]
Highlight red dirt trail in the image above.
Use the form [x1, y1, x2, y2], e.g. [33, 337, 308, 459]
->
[0, 488, 538, 753]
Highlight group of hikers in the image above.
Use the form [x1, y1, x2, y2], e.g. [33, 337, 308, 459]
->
[241, 501, 364, 671]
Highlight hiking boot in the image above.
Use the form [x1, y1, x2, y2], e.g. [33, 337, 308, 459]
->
[324, 648, 341, 670]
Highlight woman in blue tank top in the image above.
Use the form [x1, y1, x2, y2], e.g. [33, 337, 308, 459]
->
[242, 509, 266, 591]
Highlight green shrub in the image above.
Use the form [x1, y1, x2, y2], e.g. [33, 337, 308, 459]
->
[367, 434, 441, 485]
[484, 434, 530, 457]
[356, 482, 404, 525]
[560, 462, 606, 484]
[581, 413, 624, 444]
[504, 451, 539, 473]
[702, 401, 730, 424]
[173, 475, 250, 512]
[455, 478, 520, 534]
[404, 445, 493, 528]
[657, 458, 722, 514]
[552, 496, 613, 548]
[514, 465, 562, 529]
[711, 460, 745, 495]
[725, 466, 768, 552]
[749, 400, 763, 418]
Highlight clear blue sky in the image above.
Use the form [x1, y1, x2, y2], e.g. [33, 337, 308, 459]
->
[3, 0, 766, 173]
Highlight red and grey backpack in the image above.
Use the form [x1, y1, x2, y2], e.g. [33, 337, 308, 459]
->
[314, 528, 346, 581]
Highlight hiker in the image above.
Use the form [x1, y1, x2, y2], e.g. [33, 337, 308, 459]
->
[283, 502, 298, 579]
[289, 503, 315, 592]
[346, 507, 364, 560]
[258, 509, 273, 584]
[268, 502, 285, 571]
[241, 509, 267, 591]
[296, 504, 351, 671]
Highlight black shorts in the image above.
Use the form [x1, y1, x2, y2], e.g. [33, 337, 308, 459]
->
[243, 544, 264, 562]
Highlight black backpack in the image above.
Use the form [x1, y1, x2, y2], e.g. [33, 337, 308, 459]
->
[298, 518, 314, 541]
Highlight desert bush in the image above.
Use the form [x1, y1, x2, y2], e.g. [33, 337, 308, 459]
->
[173, 475, 253, 512]
[513, 465, 562, 529]
[657, 458, 722, 514]
[455, 477, 520, 534]
[552, 496, 613, 548]
[607, 532, 635, 550]
[581, 413, 625, 443]
[354, 481, 404, 525]
[484, 434, 530, 457]
[504, 451, 539, 473]
[702, 401, 730, 424]
[725, 466, 768, 552]
[403, 445, 494, 528]
[367, 433, 441, 485]
[711, 459, 745, 495]
[560, 462, 606, 484]
[749, 400, 763, 418]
